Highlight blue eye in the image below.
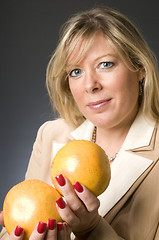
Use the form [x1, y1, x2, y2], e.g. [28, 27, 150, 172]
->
[69, 69, 82, 77]
[100, 62, 114, 69]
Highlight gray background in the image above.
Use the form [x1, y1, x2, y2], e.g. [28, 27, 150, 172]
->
[0, 0, 159, 224]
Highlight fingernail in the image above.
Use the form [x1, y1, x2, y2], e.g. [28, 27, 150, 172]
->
[55, 174, 65, 186]
[37, 221, 47, 234]
[57, 223, 63, 231]
[15, 226, 23, 236]
[48, 218, 56, 230]
[73, 182, 83, 193]
[56, 197, 66, 209]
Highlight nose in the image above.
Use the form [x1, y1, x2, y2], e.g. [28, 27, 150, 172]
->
[84, 69, 102, 93]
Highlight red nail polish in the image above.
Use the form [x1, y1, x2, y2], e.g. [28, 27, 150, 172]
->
[73, 182, 83, 193]
[56, 197, 66, 209]
[37, 221, 47, 234]
[55, 174, 65, 186]
[15, 226, 23, 236]
[57, 223, 63, 231]
[48, 218, 56, 230]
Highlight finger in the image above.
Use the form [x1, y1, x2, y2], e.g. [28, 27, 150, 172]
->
[46, 219, 57, 240]
[55, 175, 87, 215]
[10, 226, 24, 240]
[0, 211, 4, 226]
[63, 223, 72, 240]
[56, 197, 80, 227]
[29, 221, 47, 240]
[56, 175, 100, 213]
[73, 182, 100, 212]
[57, 222, 71, 240]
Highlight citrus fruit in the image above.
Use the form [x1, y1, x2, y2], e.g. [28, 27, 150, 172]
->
[51, 140, 111, 196]
[3, 179, 62, 240]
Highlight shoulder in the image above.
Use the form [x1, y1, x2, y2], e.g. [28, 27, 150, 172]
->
[36, 118, 75, 143]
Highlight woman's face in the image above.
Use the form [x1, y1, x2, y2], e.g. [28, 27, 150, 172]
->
[67, 32, 142, 129]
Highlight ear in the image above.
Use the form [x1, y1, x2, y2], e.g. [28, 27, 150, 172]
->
[138, 68, 145, 81]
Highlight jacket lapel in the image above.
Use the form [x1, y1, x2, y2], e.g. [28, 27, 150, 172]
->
[99, 112, 155, 217]
[98, 151, 153, 217]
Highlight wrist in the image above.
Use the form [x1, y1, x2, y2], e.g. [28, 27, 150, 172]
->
[74, 215, 102, 240]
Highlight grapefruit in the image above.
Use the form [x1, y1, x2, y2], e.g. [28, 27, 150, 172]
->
[51, 140, 111, 196]
[3, 179, 62, 240]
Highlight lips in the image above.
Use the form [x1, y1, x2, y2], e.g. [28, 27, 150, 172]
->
[87, 99, 112, 110]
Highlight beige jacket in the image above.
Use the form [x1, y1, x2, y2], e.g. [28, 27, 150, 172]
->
[1, 111, 159, 239]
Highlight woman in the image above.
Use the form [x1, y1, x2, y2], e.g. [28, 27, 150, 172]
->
[0, 6, 159, 240]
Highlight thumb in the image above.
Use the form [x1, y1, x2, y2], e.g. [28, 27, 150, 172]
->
[0, 211, 4, 227]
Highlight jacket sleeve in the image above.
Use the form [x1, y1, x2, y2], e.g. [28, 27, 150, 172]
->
[73, 217, 125, 240]
[0, 228, 9, 240]
[154, 223, 159, 240]
[86, 217, 124, 240]
[25, 121, 49, 180]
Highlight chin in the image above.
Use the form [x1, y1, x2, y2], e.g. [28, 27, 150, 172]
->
[91, 117, 113, 128]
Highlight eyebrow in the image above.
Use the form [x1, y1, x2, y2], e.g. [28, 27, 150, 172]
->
[65, 53, 118, 72]
[95, 53, 117, 61]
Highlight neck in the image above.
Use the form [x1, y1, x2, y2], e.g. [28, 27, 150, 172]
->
[95, 122, 132, 160]
[92, 108, 139, 160]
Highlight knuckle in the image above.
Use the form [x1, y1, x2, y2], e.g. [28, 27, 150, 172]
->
[71, 202, 84, 212]
[87, 198, 100, 212]
[66, 214, 80, 227]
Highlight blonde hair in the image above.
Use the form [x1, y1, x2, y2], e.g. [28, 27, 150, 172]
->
[46, 6, 159, 127]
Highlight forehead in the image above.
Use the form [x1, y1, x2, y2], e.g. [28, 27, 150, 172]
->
[66, 32, 119, 66]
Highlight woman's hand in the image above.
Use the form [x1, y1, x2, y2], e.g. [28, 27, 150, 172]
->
[9, 220, 71, 240]
[55, 174, 101, 239]
[0, 211, 4, 227]
[0, 211, 71, 240]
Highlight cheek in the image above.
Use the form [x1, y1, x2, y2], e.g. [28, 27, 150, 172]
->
[69, 82, 82, 104]
[111, 71, 139, 106]
[69, 80, 75, 97]
[127, 75, 139, 96]
[72, 91, 81, 103]
[116, 70, 139, 91]
[118, 76, 139, 104]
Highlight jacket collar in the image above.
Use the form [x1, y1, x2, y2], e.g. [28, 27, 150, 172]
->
[51, 120, 94, 159]
[121, 109, 155, 151]
[70, 120, 94, 141]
